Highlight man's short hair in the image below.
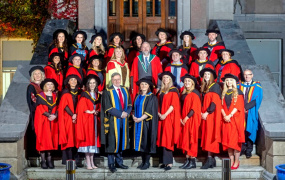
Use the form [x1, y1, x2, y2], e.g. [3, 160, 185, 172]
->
[111, 72, 121, 78]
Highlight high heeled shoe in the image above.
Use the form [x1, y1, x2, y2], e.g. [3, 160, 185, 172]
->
[231, 162, 240, 170]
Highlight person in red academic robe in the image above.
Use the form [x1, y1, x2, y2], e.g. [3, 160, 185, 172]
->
[105, 32, 125, 68]
[178, 31, 198, 66]
[44, 53, 64, 92]
[156, 71, 181, 171]
[34, 79, 59, 169]
[203, 29, 225, 65]
[164, 49, 188, 92]
[189, 47, 214, 85]
[127, 33, 145, 69]
[221, 73, 245, 170]
[58, 74, 82, 165]
[76, 74, 101, 170]
[66, 54, 86, 81]
[151, 28, 175, 69]
[69, 31, 89, 66]
[215, 49, 243, 83]
[48, 29, 69, 69]
[199, 68, 222, 169]
[86, 55, 105, 93]
[130, 42, 163, 101]
[87, 33, 107, 66]
[177, 74, 201, 169]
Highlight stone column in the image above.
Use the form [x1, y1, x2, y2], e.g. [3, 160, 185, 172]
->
[78, 0, 95, 29]
[177, 0, 191, 46]
[207, 0, 234, 25]
[94, 0, 108, 34]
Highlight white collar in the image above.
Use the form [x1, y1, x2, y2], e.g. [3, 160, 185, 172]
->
[209, 40, 217, 45]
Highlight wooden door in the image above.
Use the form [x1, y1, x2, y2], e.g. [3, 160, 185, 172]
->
[108, 0, 177, 47]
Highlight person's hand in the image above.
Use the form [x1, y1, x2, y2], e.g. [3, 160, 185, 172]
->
[223, 115, 231, 122]
[98, 91, 103, 95]
[135, 117, 143, 123]
[182, 117, 188, 125]
[132, 115, 137, 121]
[48, 114, 56, 121]
[121, 111, 128, 119]
[201, 112, 208, 120]
[160, 114, 167, 120]
[180, 119, 185, 126]
[156, 88, 160, 93]
[94, 110, 99, 115]
[72, 114, 77, 120]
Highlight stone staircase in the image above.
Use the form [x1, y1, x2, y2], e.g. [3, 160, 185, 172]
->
[26, 155, 264, 180]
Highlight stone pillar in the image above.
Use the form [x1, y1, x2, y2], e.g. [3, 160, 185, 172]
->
[207, 0, 234, 24]
[177, 0, 191, 46]
[94, 0, 108, 34]
[191, 0, 208, 29]
[78, 0, 95, 29]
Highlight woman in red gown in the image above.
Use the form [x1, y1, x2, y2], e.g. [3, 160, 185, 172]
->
[178, 74, 201, 169]
[88, 33, 106, 66]
[156, 71, 181, 171]
[127, 33, 145, 68]
[199, 68, 222, 169]
[34, 79, 58, 169]
[105, 32, 125, 67]
[69, 31, 89, 66]
[58, 74, 82, 165]
[221, 73, 245, 170]
[86, 55, 105, 94]
[178, 31, 197, 66]
[76, 74, 101, 170]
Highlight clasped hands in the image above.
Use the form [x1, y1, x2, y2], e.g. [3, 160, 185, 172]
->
[158, 113, 167, 120]
[85, 110, 99, 115]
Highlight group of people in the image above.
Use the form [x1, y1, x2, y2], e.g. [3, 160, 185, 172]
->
[26, 27, 263, 173]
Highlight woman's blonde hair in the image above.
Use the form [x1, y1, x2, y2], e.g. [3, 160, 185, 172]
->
[110, 47, 125, 63]
[30, 70, 45, 83]
[200, 74, 214, 93]
[91, 36, 105, 55]
[160, 75, 173, 94]
[221, 78, 238, 105]
[182, 78, 195, 94]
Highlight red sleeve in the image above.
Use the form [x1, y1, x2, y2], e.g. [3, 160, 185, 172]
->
[106, 61, 116, 73]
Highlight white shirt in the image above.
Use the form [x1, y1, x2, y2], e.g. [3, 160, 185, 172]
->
[113, 85, 124, 103]
[209, 40, 217, 45]
[243, 81, 252, 94]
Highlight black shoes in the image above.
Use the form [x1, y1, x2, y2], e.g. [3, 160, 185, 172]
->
[140, 163, 150, 170]
[179, 158, 190, 169]
[115, 163, 129, 169]
[200, 157, 214, 169]
[41, 161, 48, 169]
[164, 165, 172, 171]
[109, 164, 117, 173]
[184, 158, 196, 169]
[47, 156, 54, 169]
[137, 163, 143, 168]
[160, 164, 166, 169]
[246, 152, 252, 159]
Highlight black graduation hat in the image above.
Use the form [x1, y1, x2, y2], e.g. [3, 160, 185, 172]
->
[199, 67, 217, 79]
[168, 49, 183, 57]
[84, 74, 101, 87]
[90, 33, 105, 44]
[88, 55, 104, 65]
[158, 71, 176, 82]
[205, 29, 220, 35]
[64, 74, 82, 86]
[68, 53, 84, 63]
[40, 78, 58, 91]
[109, 32, 124, 42]
[136, 76, 154, 87]
[29, 66, 44, 76]
[72, 30, 87, 41]
[196, 47, 211, 55]
[53, 29, 68, 40]
[131, 33, 146, 42]
[180, 31, 195, 40]
[180, 74, 197, 86]
[221, 73, 239, 82]
[155, 28, 170, 38]
[219, 49, 235, 57]
[48, 52, 64, 62]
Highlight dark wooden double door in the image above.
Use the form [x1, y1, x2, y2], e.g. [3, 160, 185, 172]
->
[108, 0, 177, 47]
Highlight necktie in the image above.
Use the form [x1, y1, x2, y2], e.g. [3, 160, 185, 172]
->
[173, 66, 178, 87]
[245, 83, 250, 103]
[145, 57, 149, 70]
[117, 88, 124, 110]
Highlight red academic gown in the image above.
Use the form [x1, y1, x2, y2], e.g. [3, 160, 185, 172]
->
[44, 65, 64, 91]
[156, 87, 181, 151]
[76, 91, 101, 148]
[130, 54, 163, 101]
[34, 92, 58, 151]
[221, 91, 245, 151]
[66, 65, 86, 81]
[164, 60, 188, 92]
[178, 45, 198, 65]
[87, 49, 107, 65]
[127, 48, 140, 69]
[48, 44, 68, 61]
[203, 42, 225, 62]
[189, 59, 215, 84]
[86, 67, 105, 92]
[215, 59, 243, 83]
[151, 41, 174, 69]
[178, 89, 201, 157]
[58, 89, 79, 150]
[200, 83, 222, 153]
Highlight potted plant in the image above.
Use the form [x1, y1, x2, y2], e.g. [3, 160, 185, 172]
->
[0, 163, 12, 180]
[276, 164, 285, 180]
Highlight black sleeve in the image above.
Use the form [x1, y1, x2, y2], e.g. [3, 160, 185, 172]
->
[43, 112, 51, 117]
[26, 85, 36, 114]
[245, 100, 256, 110]
[65, 106, 74, 116]
[54, 111, 58, 117]
[187, 109, 194, 118]
[207, 102, 216, 114]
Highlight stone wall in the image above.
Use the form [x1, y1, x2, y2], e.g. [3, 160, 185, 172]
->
[239, 0, 285, 14]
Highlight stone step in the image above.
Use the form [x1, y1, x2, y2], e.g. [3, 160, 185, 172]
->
[28, 155, 260, 168]
[26, 165, 264, 180]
